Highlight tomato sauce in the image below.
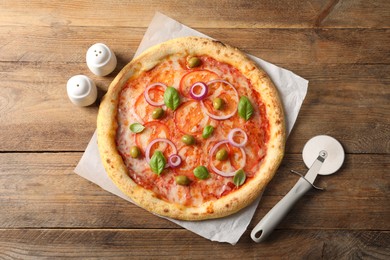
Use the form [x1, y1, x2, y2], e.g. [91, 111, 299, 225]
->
[116, 55, 269, 206]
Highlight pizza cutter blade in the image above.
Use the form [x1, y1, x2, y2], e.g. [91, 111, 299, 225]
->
[251, 135, 344, 243]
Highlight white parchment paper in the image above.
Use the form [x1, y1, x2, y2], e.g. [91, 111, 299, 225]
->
[75, 12, 308, 245]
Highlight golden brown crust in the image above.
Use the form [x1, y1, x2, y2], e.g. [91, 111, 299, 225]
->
[97, 37, 285, 220]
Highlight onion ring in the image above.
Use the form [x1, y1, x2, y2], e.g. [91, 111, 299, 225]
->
[209, 140, 246, 177]
[200, 79, 239, 120]
[144, 82, 167, 107]
[168, 154, 182, 168]
[189, 82, 208, 100]
[227, 128, 248, 148]
[145, 138, 178, 168]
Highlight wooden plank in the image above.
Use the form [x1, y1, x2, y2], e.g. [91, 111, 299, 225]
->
[0, 26, 141, 63]
[1, 0, 321, 28]
[1, 0, 389, 29]
[1, 1, 388, 258]
[0, 62, 388, 153]
[1, 26, 389, 64]
[252, 195, 390, 230]
[267, 154, 390, 198]
[0, 229, 388, 259]
[285, 62, 390, 153]
[0, 153, 388, 229]
[0, 153, 176, 229]
[0, 61, 103, 152]
[322, 0, 390, 28]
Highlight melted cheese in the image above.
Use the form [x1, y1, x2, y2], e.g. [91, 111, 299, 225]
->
[116, 55, 268, 206]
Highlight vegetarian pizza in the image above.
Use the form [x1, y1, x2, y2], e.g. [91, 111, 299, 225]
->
[97, 37, 285, 220]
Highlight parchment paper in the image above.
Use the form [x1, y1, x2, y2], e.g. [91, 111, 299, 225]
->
[75, 12, 308, 245]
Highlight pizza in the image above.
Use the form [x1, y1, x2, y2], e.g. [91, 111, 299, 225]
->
[97, 37, 285, 220]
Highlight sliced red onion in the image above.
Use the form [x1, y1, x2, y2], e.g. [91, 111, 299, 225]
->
[190, 82, 208, 100]
[200, 79, 239, 120]
[168, 154, 182, 168]
[228, 128, 248, 148]
[144, 82, 167, 107]
[209, 140, 246, 177]
[145, 138, 178, 168]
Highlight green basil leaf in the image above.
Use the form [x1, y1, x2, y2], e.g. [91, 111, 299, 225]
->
[129, 122, 145, 133]
[149, 151, 166, 175]
[233, 169, 246, 187]
[238, 96, 254, 121]
[202, 125, 214, 139]
[164, 87, 181, 111]
[193, 166, 210, 180]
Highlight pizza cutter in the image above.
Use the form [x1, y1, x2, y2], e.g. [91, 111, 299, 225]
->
[251, 135, 344, 243]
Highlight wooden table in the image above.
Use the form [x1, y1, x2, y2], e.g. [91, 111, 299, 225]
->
[1, 1, 389, 258]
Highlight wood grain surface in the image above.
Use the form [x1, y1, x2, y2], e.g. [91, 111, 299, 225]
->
[0, 0, 389, 259]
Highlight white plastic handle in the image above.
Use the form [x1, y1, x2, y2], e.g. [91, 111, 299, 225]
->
[251, 177, 312, 242]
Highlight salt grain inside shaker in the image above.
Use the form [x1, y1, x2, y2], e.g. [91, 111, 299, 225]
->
[66, 75, 97, 106]
[86, 43, 117, 76]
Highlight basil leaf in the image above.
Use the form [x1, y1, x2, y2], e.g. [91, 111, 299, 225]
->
[149, 151, 166, 175]
[238, 96, 254, 121]
[193, 166, 210, 180]
[164, 87, 180, 111]
[202, 125, 214, 139]
[233, 169, 246, 187]
[129, 122, 145, 133]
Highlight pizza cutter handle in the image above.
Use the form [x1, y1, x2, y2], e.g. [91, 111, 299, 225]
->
[251, 177, 312, 243]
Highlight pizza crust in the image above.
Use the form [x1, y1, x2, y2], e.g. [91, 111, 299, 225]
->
[97, 37, 285, 220]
